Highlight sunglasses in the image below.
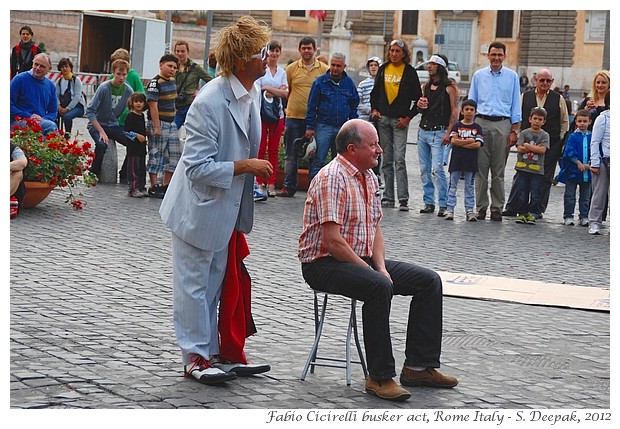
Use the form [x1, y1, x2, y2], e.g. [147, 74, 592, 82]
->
[390, 40, 405, 48]
[251, 44, 269, 61]
[538, 78, 554, 83]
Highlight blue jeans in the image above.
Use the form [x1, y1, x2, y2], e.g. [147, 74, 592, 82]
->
[447, 171, 475, 213]
[309, 122, 340, 182]
[377, 116, 409, 203]
[302, 257, 443, 380]
[417, 129, 448, 207]
[175, 105, 190, 130]
[87, 123, 130, 177]
[58, 104, 84, 135]
[12, 118, 58, 136]
[563, 180, 591, 220]
[515, 171, 543, 216]
[283, 118, 306, 193]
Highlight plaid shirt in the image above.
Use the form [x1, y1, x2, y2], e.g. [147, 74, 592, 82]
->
[298, 154, 383, 263]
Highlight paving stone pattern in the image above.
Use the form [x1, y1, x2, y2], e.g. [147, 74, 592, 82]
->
[10, 118, 610, 410]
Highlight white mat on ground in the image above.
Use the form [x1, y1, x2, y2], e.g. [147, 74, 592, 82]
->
[439, 271, 609, 312]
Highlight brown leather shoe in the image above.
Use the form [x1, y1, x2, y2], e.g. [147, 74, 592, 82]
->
[365, 377, 411, 401]
[400, 367, 458, 388]
[476, 209, 486, 220]
[490, 210, 503, 221]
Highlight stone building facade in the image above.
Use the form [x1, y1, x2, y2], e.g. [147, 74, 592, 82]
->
[9, 9, 607, 91]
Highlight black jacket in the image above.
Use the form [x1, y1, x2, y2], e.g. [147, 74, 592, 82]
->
[370, 62, 421, 119]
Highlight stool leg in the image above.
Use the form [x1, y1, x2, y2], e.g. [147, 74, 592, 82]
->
[345, 299, 355, 385]
[301, 293, 328, 381]
[351, 299, 368, 378]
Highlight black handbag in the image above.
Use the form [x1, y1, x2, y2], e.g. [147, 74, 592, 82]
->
[260, 90, 281, 124]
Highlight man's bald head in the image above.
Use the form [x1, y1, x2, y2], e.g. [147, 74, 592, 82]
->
[335, 119, 376, 153]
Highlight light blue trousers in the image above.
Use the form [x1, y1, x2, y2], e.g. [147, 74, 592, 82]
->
[171, 232, 229, 364]
[417, 129, 448, 207]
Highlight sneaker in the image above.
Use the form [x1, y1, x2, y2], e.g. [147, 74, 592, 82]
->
[399, 202, 410, 212]
[516, 214, 527, 224]
[212, 358, 271, 377]
[444, 211, 454, 220]
[253, 188, 268, 202]
[365, 377, 411, 401]
[564, 217, 575, 226]
[127, 189, 147, 198]
[490, 210, 503, 221]
[276, 187, 295, 197]
[476, 209, 486, 220]
[534, 213, 543, 220]
[466, 211, 478, 222]
[148, 184, 165, 199]
[526, 214, 536, 225]
[381, 200, 395, 208]
[437, 207, 447, 217]
[400, 367, 458, 388]
[578, 218, 589, 227]
[184, 354, 237, 385]
[10, 196, 19, 219]
[588, 223, 601, 235]
[419, 204, 435, 214]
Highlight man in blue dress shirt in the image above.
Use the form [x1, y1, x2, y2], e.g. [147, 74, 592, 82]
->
[468, 42, 522, 221]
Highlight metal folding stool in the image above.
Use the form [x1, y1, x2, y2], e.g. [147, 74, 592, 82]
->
[300, 291, 368, 385]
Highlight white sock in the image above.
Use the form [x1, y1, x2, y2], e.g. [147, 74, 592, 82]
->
[406, 366, 427, 371]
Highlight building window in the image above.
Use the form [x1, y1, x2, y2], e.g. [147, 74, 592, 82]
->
[496, 10, 514, 38]
[289, 10, 306, 18]
[585, 10, 606, 42]
[347, 11, 362, 20]
[401, 11, 419, 35]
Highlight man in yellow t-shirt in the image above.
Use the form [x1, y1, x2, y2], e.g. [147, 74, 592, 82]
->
[277, 37, 329, 197]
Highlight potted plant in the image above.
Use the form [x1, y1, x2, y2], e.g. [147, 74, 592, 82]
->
[171, 11, 182, 23]
[196, 11, 209, 26]
[10, 118, 97, 209]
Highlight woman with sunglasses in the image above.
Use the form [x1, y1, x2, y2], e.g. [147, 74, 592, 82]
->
[370, 39, 422, 211]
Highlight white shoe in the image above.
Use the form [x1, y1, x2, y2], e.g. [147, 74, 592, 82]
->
[184, 355, 237, 384]
[444, 212, 454, 220]
[578, 218, 589, 226]
[588, 223, 601, 235]
[563, 218, 574, 226]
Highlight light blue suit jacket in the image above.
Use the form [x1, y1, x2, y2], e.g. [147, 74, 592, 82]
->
[160, 75, 260, 252]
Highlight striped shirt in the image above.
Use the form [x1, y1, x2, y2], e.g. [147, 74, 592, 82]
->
[146, 75, 177, 122]
[298, 155, 383, 263]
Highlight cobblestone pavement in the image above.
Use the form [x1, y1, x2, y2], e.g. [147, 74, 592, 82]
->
[10, 118, 611, 417]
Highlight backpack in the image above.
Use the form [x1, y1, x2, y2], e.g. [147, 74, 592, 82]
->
[58, 75, 87, 110]
[15, 43, 40, 73]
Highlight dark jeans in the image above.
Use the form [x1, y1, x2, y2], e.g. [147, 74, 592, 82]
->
[515, 170, 544, 216]
[301, 256, 443, 381]
[57, 103, 84, 135]
[87, 124, 130, 177]
[283, 118, 306, 193]
[506, 138, 561, 213]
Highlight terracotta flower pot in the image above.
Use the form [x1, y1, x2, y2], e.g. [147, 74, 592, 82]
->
[23, 182, 55, 208]
[275, 168, 310, 191]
